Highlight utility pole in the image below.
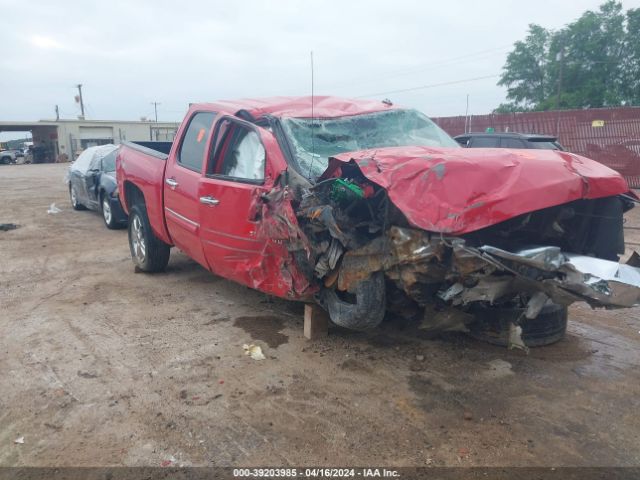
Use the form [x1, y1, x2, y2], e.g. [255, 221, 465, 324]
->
[55, 105, 60, 121]
[76, 84, 85, 119]
[151, 102, 161, 122]
[150, 102, 161, 140]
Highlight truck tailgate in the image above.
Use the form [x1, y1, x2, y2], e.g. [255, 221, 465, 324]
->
[116, 142, 172, 245]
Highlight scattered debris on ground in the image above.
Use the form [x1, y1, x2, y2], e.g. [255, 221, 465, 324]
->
[47, 203, 61, 214]
[0, 223, 19, 231]
[243, 344, 266, 360]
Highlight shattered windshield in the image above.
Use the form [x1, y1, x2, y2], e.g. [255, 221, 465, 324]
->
[281, 109, 460, 178]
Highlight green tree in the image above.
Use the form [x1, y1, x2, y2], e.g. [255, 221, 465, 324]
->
[622, 8, 640, 105]
[496, 1, 639, 112]
[496, 24, 551, 112]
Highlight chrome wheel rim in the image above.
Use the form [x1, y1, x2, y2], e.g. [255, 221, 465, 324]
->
[102, 198, 112, 224]
[131, 215, 146, 263]
[70, 187, 77, 206]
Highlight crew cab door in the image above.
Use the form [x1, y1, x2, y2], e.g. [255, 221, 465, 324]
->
[164, 111, 216, 267]
[197, 117, 281, 292]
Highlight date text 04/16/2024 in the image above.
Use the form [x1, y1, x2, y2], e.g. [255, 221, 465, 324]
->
[233, 468, 401, 478]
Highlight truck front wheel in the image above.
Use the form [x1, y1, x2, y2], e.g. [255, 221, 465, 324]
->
[128, 204, 170, 272]
[320, 271, 386, 331]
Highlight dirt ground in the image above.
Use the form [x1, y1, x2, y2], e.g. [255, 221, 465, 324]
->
[1, 163, 640, 468]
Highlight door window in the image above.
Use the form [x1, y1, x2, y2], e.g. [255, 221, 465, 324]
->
[208, 120, 265, 182]
[178, 112, 216, 172]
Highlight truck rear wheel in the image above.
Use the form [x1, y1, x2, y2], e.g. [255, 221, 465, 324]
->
[128, 204, 170, 272]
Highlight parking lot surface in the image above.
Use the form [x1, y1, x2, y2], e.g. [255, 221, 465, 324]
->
[1, 163, 640, 467]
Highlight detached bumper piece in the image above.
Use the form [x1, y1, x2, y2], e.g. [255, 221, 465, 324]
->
[476, 245, 640, 309]
[334, 227, 640, 343]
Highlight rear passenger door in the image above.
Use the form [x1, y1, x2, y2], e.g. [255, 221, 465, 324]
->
[164, 111, 216, 267]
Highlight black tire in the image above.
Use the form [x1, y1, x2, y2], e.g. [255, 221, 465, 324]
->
[128, 204, 170, 272]
[69, 184, 86, 210]
[320, 271, 386, 331]
[100, 192, 121, 230]
[468, 303, 568, 347]
[1, 156, 11, 165]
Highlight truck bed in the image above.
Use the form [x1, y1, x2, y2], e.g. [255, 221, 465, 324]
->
[116, 141, 173, 245]
[129, 141, 173, 156]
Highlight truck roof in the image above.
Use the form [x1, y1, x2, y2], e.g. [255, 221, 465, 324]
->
[192, 96, 399, 120]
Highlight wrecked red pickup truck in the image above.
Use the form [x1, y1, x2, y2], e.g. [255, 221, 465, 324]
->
[117, 96, 640, 349]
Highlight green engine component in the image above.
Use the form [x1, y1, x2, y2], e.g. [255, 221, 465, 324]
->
[330, 178, 364, 204]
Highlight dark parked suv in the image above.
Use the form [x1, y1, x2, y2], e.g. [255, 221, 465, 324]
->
[454, 132, 565, 150]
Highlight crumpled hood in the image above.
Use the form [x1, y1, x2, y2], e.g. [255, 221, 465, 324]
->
[324, 146, 629, 234]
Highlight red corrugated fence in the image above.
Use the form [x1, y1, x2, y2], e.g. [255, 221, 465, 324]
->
[432, 107, 640, 187]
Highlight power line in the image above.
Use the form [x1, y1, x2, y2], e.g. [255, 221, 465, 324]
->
[355, 74, 500, 98]
[84, 103, 96, 119]
[327, 45, 510, 90]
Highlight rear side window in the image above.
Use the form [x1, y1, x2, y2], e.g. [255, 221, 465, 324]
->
[178, 112, 216, 172]
[501, 138, 526, 148]
[471, 136, 500, 147]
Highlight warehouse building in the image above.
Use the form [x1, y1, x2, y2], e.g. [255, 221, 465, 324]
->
[0, 119, 179, 162]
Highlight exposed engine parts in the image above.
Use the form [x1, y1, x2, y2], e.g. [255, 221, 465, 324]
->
[289, 162, 640, 347]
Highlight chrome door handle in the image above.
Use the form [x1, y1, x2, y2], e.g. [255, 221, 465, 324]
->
[165, 178, 179, 188]
[199, 195, 220, 206]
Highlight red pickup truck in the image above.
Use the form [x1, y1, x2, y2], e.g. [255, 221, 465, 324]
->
[117, 96, 640, 348]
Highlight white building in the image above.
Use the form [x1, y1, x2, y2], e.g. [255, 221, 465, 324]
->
[0, 119, 179, 161]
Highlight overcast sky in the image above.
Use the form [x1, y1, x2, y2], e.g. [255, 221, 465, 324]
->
[1, 0, 638, 141]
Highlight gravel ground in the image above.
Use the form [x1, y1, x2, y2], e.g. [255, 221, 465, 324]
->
[1, 163, 639, 467]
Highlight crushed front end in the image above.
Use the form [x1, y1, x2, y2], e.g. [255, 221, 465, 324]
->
[289, 151, 640, 349]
